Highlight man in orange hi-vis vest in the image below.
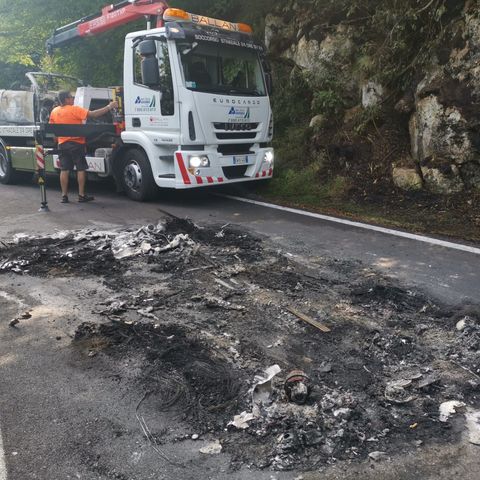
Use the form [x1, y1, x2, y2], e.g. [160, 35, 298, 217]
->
[49, 91, 117, 203]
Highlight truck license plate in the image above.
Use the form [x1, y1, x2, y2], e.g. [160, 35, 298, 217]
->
[233, 155, 249, 165]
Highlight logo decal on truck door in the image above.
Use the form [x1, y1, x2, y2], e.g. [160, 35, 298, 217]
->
[134, 95, 156, 112]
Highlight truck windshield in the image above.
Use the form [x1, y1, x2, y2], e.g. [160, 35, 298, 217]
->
[178, 41, 266, 96]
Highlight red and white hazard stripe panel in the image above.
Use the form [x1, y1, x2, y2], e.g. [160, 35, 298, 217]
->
[255, 168, 273, 178]
[192, 175, 224, 185]
[35, 144, 45, 170]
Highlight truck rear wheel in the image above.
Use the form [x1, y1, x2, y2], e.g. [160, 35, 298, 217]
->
[0, 142, 17, 185]
[121, 149, 157, 201]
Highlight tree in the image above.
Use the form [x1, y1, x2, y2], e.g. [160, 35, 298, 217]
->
[0, 0, 275, 88]
[0, 0, 136, 87]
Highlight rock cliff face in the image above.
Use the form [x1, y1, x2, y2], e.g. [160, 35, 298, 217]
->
[265, 0, 480, 195]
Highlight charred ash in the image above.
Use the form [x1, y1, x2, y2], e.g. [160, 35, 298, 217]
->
[1, 217, 479, 471]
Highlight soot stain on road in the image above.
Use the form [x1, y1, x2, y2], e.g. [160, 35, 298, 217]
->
[73, 321, 247, 429]
[1, 218, 479, 473]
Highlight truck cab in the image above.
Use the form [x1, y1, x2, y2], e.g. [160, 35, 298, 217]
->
[120, 9, 274, 192]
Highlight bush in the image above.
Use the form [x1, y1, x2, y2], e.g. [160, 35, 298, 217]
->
[272, 64, 313, 135]
[273, 125, 311, 169]
[312, 89, 345, 118]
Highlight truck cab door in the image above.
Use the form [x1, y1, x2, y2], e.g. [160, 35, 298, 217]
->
[124, 37, 179, 142]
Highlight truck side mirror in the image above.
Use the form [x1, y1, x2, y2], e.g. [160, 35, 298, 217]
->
[139, 40, 160, 88]
[138, 39, 156, 56]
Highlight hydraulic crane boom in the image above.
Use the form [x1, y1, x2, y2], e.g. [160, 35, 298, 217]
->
[46, 0, 168, 53]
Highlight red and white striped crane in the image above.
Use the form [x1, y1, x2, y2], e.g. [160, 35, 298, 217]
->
[46, 0, 169, 53]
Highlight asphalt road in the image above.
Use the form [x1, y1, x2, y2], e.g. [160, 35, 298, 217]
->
[0, 178, 479, 304]
[0, 178, 479, 480]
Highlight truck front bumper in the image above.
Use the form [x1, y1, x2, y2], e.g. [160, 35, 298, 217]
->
[173, 147, 274, 189]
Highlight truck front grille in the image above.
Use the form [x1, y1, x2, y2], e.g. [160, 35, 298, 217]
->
[214, 122, 259, 131]
[217, 144, 253, 155]
[222, 165, 248, 179]
[216, 132, 257, 140]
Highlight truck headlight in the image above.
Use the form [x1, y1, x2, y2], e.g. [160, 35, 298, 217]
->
[264, 151, 274, 165]
[189, 155, 210, 168]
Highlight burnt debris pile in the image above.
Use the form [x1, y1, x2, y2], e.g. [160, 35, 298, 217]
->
[0, 230, 119, 276]
[74, 321, 247, 429]
[0, 218, 261, 277]
[2, 218, 480, 470]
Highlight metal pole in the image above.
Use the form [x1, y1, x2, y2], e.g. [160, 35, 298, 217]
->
[35, 129, 49, 213]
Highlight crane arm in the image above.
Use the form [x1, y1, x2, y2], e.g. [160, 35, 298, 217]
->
[46, 0, 169, 53]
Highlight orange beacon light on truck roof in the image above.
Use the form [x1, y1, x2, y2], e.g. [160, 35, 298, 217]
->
[163, 8, 253, 34]
[163, 8, 190, 21]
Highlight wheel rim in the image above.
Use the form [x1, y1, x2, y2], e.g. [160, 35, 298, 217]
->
[0, 151, 8, 177]
[123, 160, 143, 192]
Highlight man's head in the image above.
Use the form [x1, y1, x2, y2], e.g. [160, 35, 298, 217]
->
[58, 91, 74, 106]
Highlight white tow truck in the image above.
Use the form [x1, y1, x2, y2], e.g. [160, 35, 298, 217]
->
[0, 0, 274, 201]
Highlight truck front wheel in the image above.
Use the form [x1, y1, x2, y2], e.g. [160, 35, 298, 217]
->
[0, 142, 17, 185]
[121, 149, 157, 201]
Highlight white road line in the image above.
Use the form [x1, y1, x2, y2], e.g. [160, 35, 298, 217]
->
[221, 194, 480, 256]
[0, 425, 7, 480]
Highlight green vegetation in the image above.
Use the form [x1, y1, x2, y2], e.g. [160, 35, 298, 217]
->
[0, 0, 130, 86]
[351, 105, 383, 135]
[263, 0, 471, 204]
[264, 157, 353, 206]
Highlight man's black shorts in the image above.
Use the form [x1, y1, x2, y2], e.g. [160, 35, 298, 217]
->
[58, 141, 88, 171]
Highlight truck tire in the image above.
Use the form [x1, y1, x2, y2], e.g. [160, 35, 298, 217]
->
[121, 149, 157, 201]
[0, 141, 17, 185]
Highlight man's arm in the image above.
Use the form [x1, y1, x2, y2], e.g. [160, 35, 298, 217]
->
[87, 101, 118, 120]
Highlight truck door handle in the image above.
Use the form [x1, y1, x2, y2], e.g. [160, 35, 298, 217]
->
[132, 118, 141, 127]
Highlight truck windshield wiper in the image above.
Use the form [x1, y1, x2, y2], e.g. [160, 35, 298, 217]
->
[226, 88, 264, 96]
[187, 85, 222, 93]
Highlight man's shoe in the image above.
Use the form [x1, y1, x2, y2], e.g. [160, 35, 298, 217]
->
[61, 195, 69, 203]
[78, 194, 94, 203]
